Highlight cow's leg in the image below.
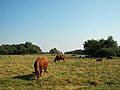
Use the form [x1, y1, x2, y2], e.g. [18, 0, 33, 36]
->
[44, 67, 47, 76]
[37, 70, 40, 80]
[37, 67, 43, 80]
[40, 67, 42, 76]
[37, 74, 40, 80]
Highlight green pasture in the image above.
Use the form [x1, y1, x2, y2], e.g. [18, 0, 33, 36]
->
[0, 55, 120, 90]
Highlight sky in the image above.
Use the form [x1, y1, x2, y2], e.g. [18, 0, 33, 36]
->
[0, 0, 120, 52]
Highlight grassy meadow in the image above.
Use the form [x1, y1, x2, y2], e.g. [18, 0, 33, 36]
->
[0, 54, 120, 90]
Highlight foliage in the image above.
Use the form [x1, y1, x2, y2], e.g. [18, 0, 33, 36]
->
[0, 42, 42, 55]
[95, 48, 116, 57]
[49, 48, 61, 55]
[83, 36, 118, 57]
[0, 55, 120, 90]
[64, 49, 83, 54]
[83, 39, 100, 57]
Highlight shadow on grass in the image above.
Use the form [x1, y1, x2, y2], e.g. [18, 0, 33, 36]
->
[13, 74, 35, 81]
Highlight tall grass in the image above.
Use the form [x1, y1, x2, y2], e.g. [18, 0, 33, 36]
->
[0, 55, 120, 90]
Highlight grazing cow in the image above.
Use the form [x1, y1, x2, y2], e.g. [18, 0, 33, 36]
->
[33, 57, 48, 80]
[106, 56, 112, 60]
[96, 58, 102, 61]
[54, 54, 65, 62]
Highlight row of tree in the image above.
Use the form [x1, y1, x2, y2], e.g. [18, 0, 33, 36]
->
[64, 49, 83, 55]
[0, 36, 120, 57]
[83, 36, 120, 57]
[0, 42, 62, 55]
[0, 42, 42, 55]
[65, 36, 120, 57]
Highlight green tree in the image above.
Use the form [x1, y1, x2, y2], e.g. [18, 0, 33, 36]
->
[0, 45, 7, 54]
[49, 48, 60, 55]
[116, 46, 120, 57]
[104, 36, 118, 48]
[0, 42, 42, 55]
[95, 48, 116, 57]
[29, 45, 42, 54]
[83, 39, 100, 57]
[83, 36, 118, 57]
[16, 44, 26, 54]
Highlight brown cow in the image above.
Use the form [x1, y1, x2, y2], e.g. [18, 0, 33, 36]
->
[33, 57, 48, 80]
[54, 54, 65, 62]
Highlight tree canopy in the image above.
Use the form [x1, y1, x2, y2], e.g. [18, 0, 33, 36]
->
[0, 42, 42, 55]
[83, 36, 118, 57]
[49, 48, 61, 55]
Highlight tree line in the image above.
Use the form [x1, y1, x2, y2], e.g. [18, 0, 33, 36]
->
[65, 36, 120, 57]
[83, 36, 120, 57]
[0, 42, 61, 55]
[0, 42, 42, 55]
[0, 36, 120, 57]
[64, 49, 83, 55]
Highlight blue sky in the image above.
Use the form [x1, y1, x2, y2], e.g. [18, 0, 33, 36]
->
[0, 0, 120, 52]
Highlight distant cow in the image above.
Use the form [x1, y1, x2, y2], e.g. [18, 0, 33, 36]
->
[96, 58, 102, 61]
[106, 56, 112, 60]
[54, 54, 65, 62]
[33, 57, 48, 80]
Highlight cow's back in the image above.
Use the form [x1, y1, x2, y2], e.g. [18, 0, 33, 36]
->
[54, 54, 65, 62]
[34, 57, 48, 72]
[61, 54, 65, 59]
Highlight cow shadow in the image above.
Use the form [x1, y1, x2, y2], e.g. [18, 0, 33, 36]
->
[13, 74, 35, 81]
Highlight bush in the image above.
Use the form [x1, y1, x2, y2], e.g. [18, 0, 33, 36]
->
[95, 48, 116, 57]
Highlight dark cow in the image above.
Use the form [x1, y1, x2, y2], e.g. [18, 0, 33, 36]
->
[54, 54, 65, 62]
[96, 58, 102, 61]
[106, 56, 112, 60]
[33, 57, 48, 80]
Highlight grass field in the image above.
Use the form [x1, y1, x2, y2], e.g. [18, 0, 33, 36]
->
[0, 55, 120, 90]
